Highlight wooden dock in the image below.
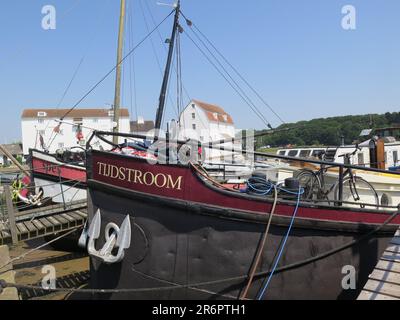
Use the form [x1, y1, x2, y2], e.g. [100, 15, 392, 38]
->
[358, 229, 400, 300]
[0, 198, 87, 246]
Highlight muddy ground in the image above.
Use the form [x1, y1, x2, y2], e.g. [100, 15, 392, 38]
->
[9, 238, 89, 300]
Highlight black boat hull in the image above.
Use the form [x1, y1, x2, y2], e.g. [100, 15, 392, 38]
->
[88, 186, 392, 300]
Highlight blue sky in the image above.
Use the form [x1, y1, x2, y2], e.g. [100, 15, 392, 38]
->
[1, 0, 400, 142]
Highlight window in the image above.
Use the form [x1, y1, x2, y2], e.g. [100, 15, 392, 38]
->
[38, 119, 44, 124]
[192, 124, 197, 130]
[312, 150, 324, 158]
[213, 113, 218, 120]
[394, 151, 399, 165]
[223, 115, 228, 122]
[37, 111, 47, 117]
[358, 153, 365, 166]
[278, 151, 286, 156]
[192, 113, 196, 120]
[383, 130, 390, 137]
[299, 150, 311, 158]
[288, 150, 299, 157]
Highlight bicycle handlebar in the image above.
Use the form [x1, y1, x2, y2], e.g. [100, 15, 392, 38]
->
[338, 145, 361, 158]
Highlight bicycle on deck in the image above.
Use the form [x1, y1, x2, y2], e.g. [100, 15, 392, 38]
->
[294, 146, 379, 208]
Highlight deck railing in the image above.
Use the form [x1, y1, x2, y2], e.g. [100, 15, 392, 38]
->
[87, 131, 400, 210]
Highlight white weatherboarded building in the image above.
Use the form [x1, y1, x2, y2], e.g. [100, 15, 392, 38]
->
[177, 100, 240, 163]
[21, 109, 130, 155]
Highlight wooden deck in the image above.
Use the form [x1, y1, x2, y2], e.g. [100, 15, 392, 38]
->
[358, 229, 400, 300]
[0, 199, 87, 246]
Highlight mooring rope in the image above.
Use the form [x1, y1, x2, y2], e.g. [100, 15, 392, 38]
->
[0, 227, 80, 277]
[240, 185, 278, 300]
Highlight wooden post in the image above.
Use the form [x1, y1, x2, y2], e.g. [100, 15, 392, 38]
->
[0, 245, 19, 300]
[0, 145, 29, 176]
[112, 0, 126, 144]
[4, 186, 18, 245]
[377, 138, 386, 170]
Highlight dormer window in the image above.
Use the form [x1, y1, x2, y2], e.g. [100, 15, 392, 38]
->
[223, 115, 228, 122]
[213, 113, 218, 120]
[37, 111, 47, 117]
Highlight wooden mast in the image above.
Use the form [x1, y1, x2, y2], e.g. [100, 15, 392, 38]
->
[112, 0, 126, 144]
[154, 0, 180, 142]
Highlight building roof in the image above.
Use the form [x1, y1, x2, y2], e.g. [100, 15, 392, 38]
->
[21, 108, 130, 119]
[130, 120, 155, 133]
[192, 99, 234, 125]
[0, 143, 23, 156]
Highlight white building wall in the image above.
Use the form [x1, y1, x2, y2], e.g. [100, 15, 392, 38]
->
[177, 101, 237, 164]
[21, 116, 130, 155]
[177, 103, 208, 142]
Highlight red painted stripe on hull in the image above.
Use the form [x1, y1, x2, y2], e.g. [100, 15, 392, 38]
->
[91, 152, 400, 226]
[32, 158, 86, 182]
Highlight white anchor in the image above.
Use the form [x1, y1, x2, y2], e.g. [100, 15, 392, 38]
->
[79, 209, 132, 264]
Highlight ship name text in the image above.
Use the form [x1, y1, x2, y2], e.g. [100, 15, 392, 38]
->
[96, 162, 183, 190]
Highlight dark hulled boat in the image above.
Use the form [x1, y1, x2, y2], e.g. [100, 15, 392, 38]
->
[80, 1, 400, 300]
[85, 141, 400, 300]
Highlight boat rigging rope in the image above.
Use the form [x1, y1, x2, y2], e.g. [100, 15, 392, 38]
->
[240, 185, 278, 300]
[0, 227, 80, 277]
[45, 0, 113, 148]
[138, 0, 179, 120]
[183, 30, 273, 130]
[142, 0, 192, 105]
[180, 10, 285, 126]
[44, 9, 175, 150]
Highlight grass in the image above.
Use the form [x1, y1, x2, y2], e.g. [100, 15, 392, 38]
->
[257, 147, 279, 154]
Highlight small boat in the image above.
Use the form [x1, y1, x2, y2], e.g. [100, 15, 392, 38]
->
[29, 148, 86, 204]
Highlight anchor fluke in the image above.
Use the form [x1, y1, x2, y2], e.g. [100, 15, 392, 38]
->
[79, 209, 133, 264]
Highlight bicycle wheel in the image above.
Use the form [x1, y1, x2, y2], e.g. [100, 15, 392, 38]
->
[334, 176, 379, 209]
[294, 169, 322, 201]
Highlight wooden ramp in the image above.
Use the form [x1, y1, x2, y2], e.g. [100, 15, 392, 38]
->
[358, 229, 400, 300]
[0, 199, 87, 246]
